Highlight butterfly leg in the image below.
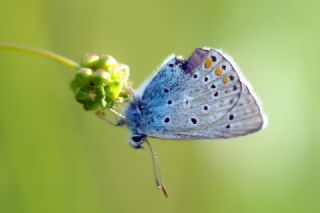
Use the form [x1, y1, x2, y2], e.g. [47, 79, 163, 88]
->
[95, 108, 126, 126]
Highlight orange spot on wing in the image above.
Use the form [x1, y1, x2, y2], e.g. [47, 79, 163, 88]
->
[215, 68, 223, 76]
[223, 75, 229, 84]
[204, 58, 212, 68]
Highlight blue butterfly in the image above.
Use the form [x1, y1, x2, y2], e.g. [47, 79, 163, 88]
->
[116, 47, 266, 197]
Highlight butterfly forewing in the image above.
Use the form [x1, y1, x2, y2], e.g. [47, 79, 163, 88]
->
[138, 48, 265, 140]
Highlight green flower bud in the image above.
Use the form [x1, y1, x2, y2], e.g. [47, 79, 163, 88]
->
[119, 90, 130, 100]
[70, 78, 78, 92]
[71, 53, 131, 110]
[97, 55, 118, 70]
[110, 70, 122, 81]
[110, 81, 122, 96]
[80, 53, 100, 68]
[76, 86, 106, 110]
[118, 64, 130, 79]
[76, 68, 93, 86]
[91, 69, 111, 86]
[84, 98, 106, 110]
[75, 87, 91, 102]
[84, 86, 106, 110]
[90, 86, 105, 101]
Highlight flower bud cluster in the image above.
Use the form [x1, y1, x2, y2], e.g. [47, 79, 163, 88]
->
[71, 53, 131, 110]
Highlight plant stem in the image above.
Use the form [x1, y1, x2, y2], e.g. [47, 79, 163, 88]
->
[0, 42, 80, 70]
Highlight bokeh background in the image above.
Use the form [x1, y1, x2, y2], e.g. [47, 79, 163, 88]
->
[1, 0, 319, 212]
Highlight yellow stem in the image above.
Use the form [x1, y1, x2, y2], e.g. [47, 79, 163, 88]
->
[0, 42, 80, 69]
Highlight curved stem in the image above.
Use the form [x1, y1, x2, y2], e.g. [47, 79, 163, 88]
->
[0, 42, 80, 70]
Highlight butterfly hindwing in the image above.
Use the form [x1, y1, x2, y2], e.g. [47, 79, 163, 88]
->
[137, 48, 265, 139]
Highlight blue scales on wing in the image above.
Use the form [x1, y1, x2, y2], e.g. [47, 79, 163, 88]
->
[136, 48, 266, 140]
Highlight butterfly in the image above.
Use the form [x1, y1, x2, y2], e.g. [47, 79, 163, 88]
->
[115, 47, 267, 197]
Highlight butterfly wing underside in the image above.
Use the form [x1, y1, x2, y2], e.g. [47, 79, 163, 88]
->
[138, 48, 265, 140]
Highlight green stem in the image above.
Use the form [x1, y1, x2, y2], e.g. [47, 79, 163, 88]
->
[0, 42, 80, 69]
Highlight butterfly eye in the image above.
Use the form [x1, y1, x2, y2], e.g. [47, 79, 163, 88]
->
[132, 135, 144, 143]
[193, 73, 198, 79]
[129, 135, 146, 149]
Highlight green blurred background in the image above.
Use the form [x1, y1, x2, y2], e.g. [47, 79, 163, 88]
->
[0, 0, 319, 212]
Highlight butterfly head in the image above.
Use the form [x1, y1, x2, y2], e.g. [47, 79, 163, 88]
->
[129, 134, 146, 149]
[125, 97, 146, 149]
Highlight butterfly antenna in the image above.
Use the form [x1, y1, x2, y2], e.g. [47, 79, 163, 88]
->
[145, 140, 168, 198]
